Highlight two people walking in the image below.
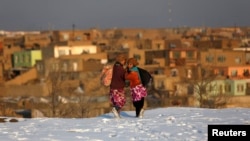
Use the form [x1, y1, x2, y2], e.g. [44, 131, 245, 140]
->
[108, 54, 147, 118]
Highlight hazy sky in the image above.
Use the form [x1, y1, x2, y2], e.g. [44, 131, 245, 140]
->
[0, 0, 249, 31]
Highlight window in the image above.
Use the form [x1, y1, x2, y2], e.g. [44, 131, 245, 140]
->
[237, 84, 244, 92]
[231, 70, 238, 77]
[219, 84, 223, 94]
[22, 54, 26, 63]
[243, 69, 249, 77]
[206, 55, 214, 62]
[218, 70, 225, 76]
[225, 84, 231, 92]
[156, 43, 161, 49]
[63, 63, 67, 72]
[235, 57, 241, 64]
[36, 64, 41, 71]
[36, 64, 44, 72]
[157, 80, 165, 89]
[52, 63, 59, 71]
[19, 55, 23, 63]
[82, 49, 89, 54]
[186, 51, 194, 59]
[171, 69, 178, 77]
[169, 43, 176, 48]
[217, 56, 226, 62]
[15, 55, 18, 63]
[75, 36, 82, 41]
[58, 50, 66, 56]
[26, 55, 30, 63]
[247, 82, 250, 89]
[173, 51, 180, 59]
[133, 54, 141, 60]
[187, 69, 192, 78]
[73, 62, 78, 71]
[63, 34, 69, 40]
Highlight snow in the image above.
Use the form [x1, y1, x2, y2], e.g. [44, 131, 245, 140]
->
[1, 107, 250, 141]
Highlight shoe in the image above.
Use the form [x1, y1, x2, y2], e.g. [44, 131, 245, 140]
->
[139, 109, 144, 118]
[112, 107, 121, 118]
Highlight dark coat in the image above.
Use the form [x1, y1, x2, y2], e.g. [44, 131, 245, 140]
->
[110, 62, 126, 89]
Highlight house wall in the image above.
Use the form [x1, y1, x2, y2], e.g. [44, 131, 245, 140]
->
[36, 60, 45, 78]
[222, 39, 241, 49]
[152, 58, 165, 67]
[24, 33, 51, 48]
[70, 45, 98, 54]
[116, 28, 162, 40]
[31, 50, 42, 66]
[166, 77, 181, 91]
[168, 48, 198, 67]
[226, 96, 250, 108]
[193, 40, 213, 49]
[175, 83, 189, 97]
[208, 80, 226, 95]
[145, 50, 167, 66]
[193, 79, 247, 97]
[60, 52, 107, 63]
[13, 51, 31, 68]
[200, 49, 246, 67]
[3, 46, 21, 70]
[3, 84, 48, 97]
[165, 39, 182, 48]
[3, 36, 23, 48]
[231, 79, 246, 96]
[36, 55, 104, 81]
[152, 74, 167, 89]
[5, 67, 38, 85]
[129, 48, 145, 65]
[41, 46, 54, 60]
[227, 66, 250, 78]
[153, 75, 180, 92]
[82, 60, 103, 72]
[0, 59, 3, 82]
[151, 39, 165, 50]
[54, 45, 99, 58]
[13, 50, 42, 68]
[56, 29, 98, 42]
[36, 58, 60, 79]
[116, 39, 136, 49]
[213, 65, 250, 78]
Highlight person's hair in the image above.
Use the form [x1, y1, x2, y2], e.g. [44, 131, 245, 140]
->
[127, 58, 139, 66]
[116, 54, 126, 63]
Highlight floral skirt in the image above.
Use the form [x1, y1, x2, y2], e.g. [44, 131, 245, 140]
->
[109, 88, 126, 109]
[130, 84, 147, 102]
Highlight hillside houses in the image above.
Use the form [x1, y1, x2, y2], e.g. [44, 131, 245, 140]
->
[1, 27, 250, 108]
[0, 27, 250, 117]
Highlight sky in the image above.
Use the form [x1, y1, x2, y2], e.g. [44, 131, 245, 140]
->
[0, 107, 250, 141]
[0, 0, 249, 31]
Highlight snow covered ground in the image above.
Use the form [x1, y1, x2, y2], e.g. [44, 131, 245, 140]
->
[1, 107, 250, 141]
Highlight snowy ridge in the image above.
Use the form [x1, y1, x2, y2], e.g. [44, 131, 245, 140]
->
[0, 107, 250, 141]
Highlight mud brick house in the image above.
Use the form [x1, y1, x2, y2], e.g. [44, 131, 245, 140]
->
[12, 50, 42, 68]
[23, 33, 52, 49]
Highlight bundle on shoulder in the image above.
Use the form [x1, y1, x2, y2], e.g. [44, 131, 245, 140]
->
[138, 67, 152, 87]
[100, 64, 113, 86]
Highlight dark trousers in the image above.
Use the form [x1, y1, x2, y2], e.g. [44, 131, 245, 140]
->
[133, 97, 144, 117]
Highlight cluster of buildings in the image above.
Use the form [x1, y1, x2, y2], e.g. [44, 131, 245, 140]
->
[1, 26, 250, 98]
